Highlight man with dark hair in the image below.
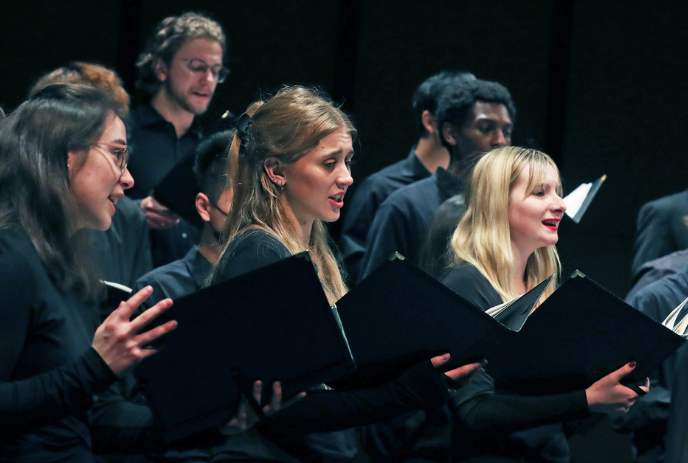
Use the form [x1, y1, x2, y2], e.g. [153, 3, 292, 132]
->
[131, 130, 233, 306]
[359, 79, 514, 280]
[340, 71, 475, 282]
[127, 11, 228, 267]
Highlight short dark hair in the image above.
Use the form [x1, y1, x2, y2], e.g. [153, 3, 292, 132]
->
[412, 71, 476, 137]
[0, 83, 124, 295]
[193, 129, 234, 203]
[435, 79, 517, 151]
[136, 12, 226, 94]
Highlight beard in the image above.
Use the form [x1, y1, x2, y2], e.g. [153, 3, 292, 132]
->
[164, 79, 211, 116]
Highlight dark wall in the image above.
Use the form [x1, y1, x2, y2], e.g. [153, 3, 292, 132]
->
[3, 0, 687, 460]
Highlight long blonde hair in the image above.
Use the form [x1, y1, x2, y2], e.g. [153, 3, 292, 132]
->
[449, 146, 562, 302]
[211, 86, 353, 303]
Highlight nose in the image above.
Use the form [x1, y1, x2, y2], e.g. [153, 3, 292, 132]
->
[120, 167, 134, 190]
[552, 193, 566, 214]
[337, 165, 354, 189]
[491, 129, 508, 148]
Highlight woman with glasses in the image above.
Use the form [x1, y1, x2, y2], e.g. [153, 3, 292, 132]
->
[0, 83, 177, 462]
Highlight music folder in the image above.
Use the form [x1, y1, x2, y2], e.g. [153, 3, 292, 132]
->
[135, 252, 356, 442]
[330, 256, 685, 396]
[329, 255, 552, 390]
[152, 153, 200, 224]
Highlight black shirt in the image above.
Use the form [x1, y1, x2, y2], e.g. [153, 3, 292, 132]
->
[359, 167, 462, 281]
[340, 148, 430, 282]
[126, 103, 203, 200]
[125, 102, 202, 267]
[0, 228, 118, 462]
[442, 265, 589, 463]
[85, 195, 152, 288]
[619, 264, 688, 462]
[132, 245, 213, 309]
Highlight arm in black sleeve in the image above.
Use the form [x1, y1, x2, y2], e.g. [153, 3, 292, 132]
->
[0, 255, 117, 426]
[452, 369, 589, 434]
[255, 360, 451, 437]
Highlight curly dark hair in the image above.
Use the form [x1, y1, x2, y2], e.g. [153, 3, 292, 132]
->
[136, 12, 226, 94]
[412, 71, 476, 137]
[435, 79, 517, 151]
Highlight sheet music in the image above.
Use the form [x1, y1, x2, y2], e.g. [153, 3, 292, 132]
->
[563, 183, 592, 219]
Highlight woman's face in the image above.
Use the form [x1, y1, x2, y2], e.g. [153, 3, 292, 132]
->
[508, 164, 566, 257]
[282, 128, 354, 226]
[68, 113, 134, 231]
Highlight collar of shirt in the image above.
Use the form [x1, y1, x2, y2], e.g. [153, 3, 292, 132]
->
[137, 102, 204, 140]
[407, 146, 432, 179]
[183, 245, 214, 290]
[434, 167, 464, 199]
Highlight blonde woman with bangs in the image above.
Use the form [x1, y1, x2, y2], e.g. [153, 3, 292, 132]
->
[207, 86, 484, 455]
[436, 146, 648, 462]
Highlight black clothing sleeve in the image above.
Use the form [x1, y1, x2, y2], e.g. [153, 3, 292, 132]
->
[255, 360, 452, 437]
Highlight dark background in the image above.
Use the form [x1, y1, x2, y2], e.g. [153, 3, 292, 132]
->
[2, 1, 687, 460]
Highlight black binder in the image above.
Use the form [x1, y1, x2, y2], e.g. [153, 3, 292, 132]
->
[152, 153, 199, 224]
[485, 270, 686, 395]
[331, 256, 684, 395]
[330, 256, 552, 389]
[135, 252, 356, 442]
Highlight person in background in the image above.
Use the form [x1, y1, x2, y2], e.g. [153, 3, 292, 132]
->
[359, 78, 514, 280]
[132, 130, 234, 308]
[128, 12, 229, 267]
[340, 71, 475, 282]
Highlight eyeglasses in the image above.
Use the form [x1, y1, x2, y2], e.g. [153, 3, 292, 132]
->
[177, 58, 230, 83]
[93, 142, 129, 175]
[210, 199, 229, 216]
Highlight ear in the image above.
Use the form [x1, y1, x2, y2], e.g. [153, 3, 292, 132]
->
[154, 59, 169, 82]
[442, 123, 458, 146]
[263, 156, 287, 186]
[67, 150, 82, 177]
[196, 192, 212, 223]
[421, 110, 437, 135]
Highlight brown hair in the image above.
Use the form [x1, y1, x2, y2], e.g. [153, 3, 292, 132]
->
[30, 62, 130, 114]
[211, 86, 355, 303]
[136, 12, 226, 94]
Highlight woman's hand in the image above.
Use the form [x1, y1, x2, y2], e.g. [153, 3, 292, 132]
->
[92, 286, 177, 377]
[431, 353, 484, 382]
[586, 362, 650, 416]
[219, 381, 306, 435]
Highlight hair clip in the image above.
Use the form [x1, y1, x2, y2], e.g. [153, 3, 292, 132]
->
[235, 112, 254, 136]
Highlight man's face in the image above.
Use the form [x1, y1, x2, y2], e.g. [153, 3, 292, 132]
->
[157, 38, 224, 115]
[450, 101, 513, 161]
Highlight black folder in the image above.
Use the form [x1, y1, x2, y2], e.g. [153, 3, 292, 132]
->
[331, 256, 684, 395]
[330, 255, 552, 389]
[152, 153, 199, 224]
[134, 253, 356, 442]
[485, 270, 686, 395]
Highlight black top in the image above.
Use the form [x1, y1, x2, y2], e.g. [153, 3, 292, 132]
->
[0, 228, 118, 462]
[442, 264, 589, 462]
[126, 102, 203, 200]
[619, 264, 688, 462]
[125, 102, 202, 268]
[340, 148, 430, 282]
[214, 229, 458, 435]
[84, 195, 153, 289]
[632, 189, 688, 276]
[359, 167, 462, 281]
[627, 249, 688, 300]
[132, 245, 213, 310]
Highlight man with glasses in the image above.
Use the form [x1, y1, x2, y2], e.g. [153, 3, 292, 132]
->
[127, 12, 228, 267]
